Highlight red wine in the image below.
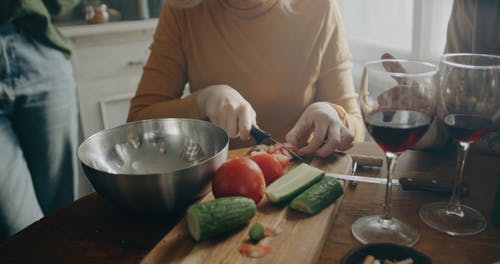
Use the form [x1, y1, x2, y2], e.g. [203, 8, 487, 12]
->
[366, 110, 432, 153]
[443, 114, 491, 143]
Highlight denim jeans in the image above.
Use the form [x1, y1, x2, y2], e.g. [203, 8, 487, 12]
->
[0, 24, 78, 240]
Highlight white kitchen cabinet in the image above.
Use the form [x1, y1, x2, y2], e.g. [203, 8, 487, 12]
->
[60, 19, 157, 139]
[58, 19, 157, 196]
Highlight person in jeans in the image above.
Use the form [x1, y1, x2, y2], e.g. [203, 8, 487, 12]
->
[0, 0, 80, 240]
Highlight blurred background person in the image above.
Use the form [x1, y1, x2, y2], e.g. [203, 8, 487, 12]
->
[0, 0, 80, 240]
[445, 0, 500, 155]
[381, 0, 499, 153]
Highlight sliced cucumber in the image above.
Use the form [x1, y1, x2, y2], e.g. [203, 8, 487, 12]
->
[187, 196, 256, 242]
[248, 222, 265, 242]
[290, 176, 344, 215]
[265, 163, 324, 203]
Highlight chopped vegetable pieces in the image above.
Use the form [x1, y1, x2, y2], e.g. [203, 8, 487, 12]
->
[239, 243, 271, 258]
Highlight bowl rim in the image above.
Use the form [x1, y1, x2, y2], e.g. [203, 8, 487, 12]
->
[340, 242, 432, 264]
[77, 118, 229, 176]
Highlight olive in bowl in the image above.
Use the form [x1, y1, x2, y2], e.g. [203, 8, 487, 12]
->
[340, 243, 431, 264]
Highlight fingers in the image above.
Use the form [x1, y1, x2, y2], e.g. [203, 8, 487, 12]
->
[237, 105, 254, 140]
[287, 102, 356, 157]
[224, 108, 239, 138]
[222, 103, 255, 139]
[312, 125, 355, 158]
[380, 53, 407, 85]
[313, 125, 340, 158]
[198, 85, 256, 140]
[381, 53, 395, 60]
[286, 116, 311, 148]
[298, 123, 328, 156]
[337, 127, 354, 151]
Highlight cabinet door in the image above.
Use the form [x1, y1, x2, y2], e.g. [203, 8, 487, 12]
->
[77, 75, 139, 139]
[70, 27, 154, 139]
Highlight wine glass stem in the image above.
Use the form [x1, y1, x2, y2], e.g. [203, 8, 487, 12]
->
[449, 142, 470, 211]
[382, 152, 398, 220]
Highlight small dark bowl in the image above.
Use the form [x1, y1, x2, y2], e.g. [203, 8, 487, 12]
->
[341, 243, 431, 264]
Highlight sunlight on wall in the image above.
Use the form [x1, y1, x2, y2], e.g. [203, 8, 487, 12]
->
[336, 0, 453, 91]
[338, 0, 413, 52]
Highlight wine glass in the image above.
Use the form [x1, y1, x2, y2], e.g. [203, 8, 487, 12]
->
[419, 53, 500, 236]
[352, 59, 438, 246]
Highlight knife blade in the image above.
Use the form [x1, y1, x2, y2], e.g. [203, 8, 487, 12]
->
[250, 126, 304, 161]
[325, 172, 469, 197]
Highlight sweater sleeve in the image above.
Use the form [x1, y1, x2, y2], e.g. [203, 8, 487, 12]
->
[314, 0, 365, 142]
[127, 6, 201, 122]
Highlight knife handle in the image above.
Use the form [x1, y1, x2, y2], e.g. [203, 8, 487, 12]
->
[399, 177, 469, 197]
[250, 126, 270, 144]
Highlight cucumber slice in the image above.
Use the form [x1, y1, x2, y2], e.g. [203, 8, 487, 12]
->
[265, 163, 324, 203]
[187, 196, 256, 242]
[249, 222, 265, 242]
[289, 177, 344, 215]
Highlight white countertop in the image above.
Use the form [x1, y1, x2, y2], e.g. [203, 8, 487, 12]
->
[57, 19, 158, 37]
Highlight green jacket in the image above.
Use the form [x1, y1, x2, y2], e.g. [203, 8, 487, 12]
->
[0, 0, 80, 56]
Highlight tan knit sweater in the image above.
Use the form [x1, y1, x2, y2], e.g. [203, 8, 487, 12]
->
[128, 0, 364, 147]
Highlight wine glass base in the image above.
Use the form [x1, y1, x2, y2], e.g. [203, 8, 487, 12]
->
[419, 202, 487, 236]
[351, 215, 419, 246]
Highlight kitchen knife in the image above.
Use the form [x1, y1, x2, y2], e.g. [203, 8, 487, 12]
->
[325, 172, 469, 197]
[250, 126, 304, 161]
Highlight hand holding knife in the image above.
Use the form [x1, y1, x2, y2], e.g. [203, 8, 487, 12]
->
[250, 126, 304, 162]
[250, 125, 468, 197]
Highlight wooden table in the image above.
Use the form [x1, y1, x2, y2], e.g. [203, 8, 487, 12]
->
[1, 142, 500, 263]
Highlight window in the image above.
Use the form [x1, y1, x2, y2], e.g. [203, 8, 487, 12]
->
[337, 0, 453, 89]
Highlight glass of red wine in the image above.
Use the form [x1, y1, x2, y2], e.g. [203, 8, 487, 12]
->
[419, 53, 500, 236]
[352, 59, 438, 246]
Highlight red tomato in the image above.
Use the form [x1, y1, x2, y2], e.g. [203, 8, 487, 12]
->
[251, 144, 294, 169]
[250, 153, 284, 185]
[272, 153, 292, 169]
[212, 157, 265, 204]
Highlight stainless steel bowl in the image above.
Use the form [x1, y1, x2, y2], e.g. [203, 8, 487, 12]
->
[78, 118, 229, 213]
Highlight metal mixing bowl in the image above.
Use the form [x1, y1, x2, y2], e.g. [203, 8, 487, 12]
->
[78, 118, 229, 213]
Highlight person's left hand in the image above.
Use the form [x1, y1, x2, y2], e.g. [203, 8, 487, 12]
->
[285, 102, 354, 158]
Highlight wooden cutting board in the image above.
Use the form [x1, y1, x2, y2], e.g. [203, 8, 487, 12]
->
[141, 154, 352, 264]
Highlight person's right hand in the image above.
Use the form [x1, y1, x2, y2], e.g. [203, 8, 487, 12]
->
[197, 84, 256, 140]
[379, 53, 446, 150]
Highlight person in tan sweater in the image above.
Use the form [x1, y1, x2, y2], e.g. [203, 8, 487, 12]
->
[127, 0, 365, 157]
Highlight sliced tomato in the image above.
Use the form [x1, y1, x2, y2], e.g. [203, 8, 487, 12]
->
[249, 150, 266, 157]
[267, 144, 275, 153]
[272, 153, 291, 169]
[212, 157, 265, 204]
[250, 153, 284, 185]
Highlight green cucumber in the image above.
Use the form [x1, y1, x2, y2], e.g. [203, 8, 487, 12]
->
[248, 222, 265, 242]
[289, 176, 344, 215]
[265, 163, 324, 203]
[187, 196, 256, 242]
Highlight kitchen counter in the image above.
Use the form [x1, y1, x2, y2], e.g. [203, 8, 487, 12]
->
[1, 142, 499, 263]
[57, 19, 158, 38]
